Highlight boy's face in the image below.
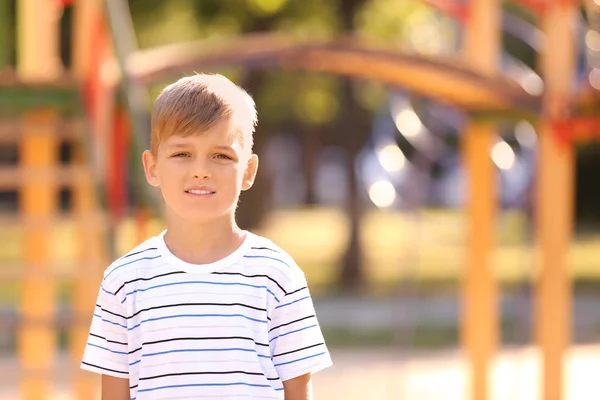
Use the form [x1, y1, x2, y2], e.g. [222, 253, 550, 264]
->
[142, 117, 258, 223]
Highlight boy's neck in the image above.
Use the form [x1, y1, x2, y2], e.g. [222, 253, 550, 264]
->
[163, 211, 247, 265]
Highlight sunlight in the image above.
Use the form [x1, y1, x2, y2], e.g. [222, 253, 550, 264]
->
[491, 141, 516, 170]
[368, 180, 396, 208]
[394, 109, 423, 138]
[378, 144, 406, 172]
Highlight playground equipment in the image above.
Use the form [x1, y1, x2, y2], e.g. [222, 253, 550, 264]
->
[0, 0, 598, 399]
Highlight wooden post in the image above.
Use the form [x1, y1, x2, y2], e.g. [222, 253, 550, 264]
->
[17, 0, 63, 81]
[18, 111, 59, 400]
[536, 4, 576, 400]
[461, 1, 501, 399]
[16, 0, 63, 398]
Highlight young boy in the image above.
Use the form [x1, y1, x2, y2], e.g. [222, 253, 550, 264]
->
[81, 74, 332, 399]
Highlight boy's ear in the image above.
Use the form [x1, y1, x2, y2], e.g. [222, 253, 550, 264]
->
[142, 150, 160, 187]
[241, 154, 259, 191]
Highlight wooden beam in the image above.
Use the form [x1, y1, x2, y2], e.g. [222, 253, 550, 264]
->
[0, 82, 81, 114]
[125, 34, 540, 114]
[536, 4, 577, 400]
[0, 165, 94, 189]
[0, 118, 85, 142]
[461, 1, 501, 399]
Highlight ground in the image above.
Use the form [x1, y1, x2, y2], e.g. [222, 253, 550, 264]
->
[1, 346, 600, 399]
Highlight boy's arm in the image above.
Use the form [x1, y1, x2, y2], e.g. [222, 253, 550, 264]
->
[81, 279, 131, 396]
[283, 373, 312, 400]
[101, 375, 130, 400]
[268, 268, 332, 395]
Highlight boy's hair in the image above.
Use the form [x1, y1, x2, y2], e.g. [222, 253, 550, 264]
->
[151, 73, 257, 156]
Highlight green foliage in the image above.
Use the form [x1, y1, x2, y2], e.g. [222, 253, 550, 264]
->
[0, 0, 14, 68]
[246, 0, 291, 16]
[274, 0, 339, 38]
[128, 0, 448, 127]
[356, 0, 457, 54]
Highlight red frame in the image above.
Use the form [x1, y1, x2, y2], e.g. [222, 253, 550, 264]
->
[422, 0, 469, 22]
[552, 116, 600, 144]
[421, 0, 581, 23]
[504, 0, 581, 15]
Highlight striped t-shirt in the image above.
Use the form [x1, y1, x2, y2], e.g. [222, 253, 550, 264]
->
[81, 230, 332, 399]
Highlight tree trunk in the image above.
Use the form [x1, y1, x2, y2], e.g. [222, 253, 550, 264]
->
[339, 135, 363, 289]
[235, 69, 271, 230]
[235, 14, 277, 229]
[300, 125, 322, 206]
[337, 0, 368, 291]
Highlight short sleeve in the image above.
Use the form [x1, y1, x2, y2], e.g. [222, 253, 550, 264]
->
[80, 283, 130, 379]
[268, 276, 333, 381]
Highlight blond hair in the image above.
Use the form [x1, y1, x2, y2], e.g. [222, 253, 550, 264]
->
[150, 74, 257, 156]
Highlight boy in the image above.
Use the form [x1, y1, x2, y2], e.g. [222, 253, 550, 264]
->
[81, 74, 333, 399]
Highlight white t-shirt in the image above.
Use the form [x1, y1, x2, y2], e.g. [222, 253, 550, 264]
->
[81, 230, 332, 399]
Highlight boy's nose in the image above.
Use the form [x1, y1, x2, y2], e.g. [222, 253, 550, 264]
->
[191, 160, 212, 179]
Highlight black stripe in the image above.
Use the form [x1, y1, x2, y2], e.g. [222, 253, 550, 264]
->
[82, 361, 127, 375]
[144, 335, 268, 347]
[89, 333, 127, 346]
[128, 336, 270, 355]
[121, 247, 158, 259]
[130, 384, 138, 389]
[269, 315, 315, 333]
[286, 286, 307, 296]
[138, 370, 280, 382]
[273, 342, 324, 358]
[129, 302, 267, 320]
[114, 271, 186, 296]
[251, 246, 281, 253]
[96, 304, 127, 320]
[211, 271, 287, 295]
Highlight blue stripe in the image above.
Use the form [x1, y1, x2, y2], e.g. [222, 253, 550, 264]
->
[121, 280, 279, 304]
[275, 295, 310, 310]
[87, 342, 128, 355]
[128, 313, 267, 331]
[274, 351, 327, 367]
[104, 255, 162, 280]
[270, 324, 318, 343]
[129, 348, 271, 366]
[243, 255, 292, 270]
[101, 286, 114, 296]
[138, 382, 283, 393]
[94, 313, 127, 329]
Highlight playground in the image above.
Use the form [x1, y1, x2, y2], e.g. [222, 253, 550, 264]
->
[1, 0, 600, 399]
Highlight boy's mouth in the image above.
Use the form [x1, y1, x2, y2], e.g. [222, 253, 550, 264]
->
[186, 189, 215, 195]
[185, 186, 216, 195]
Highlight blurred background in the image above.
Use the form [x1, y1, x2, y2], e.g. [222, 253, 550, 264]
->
[1, 0, 600, 399]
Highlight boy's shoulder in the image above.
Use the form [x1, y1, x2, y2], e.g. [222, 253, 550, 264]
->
[101, 235, 162, 290]
[246, 232, 307, 291]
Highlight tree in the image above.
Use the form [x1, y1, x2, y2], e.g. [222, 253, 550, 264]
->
[335, 0, 371, 290]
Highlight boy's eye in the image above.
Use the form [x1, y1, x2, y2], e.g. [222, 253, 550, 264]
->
[215, 153, 233, 160]
[172, 152, 191, 158]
